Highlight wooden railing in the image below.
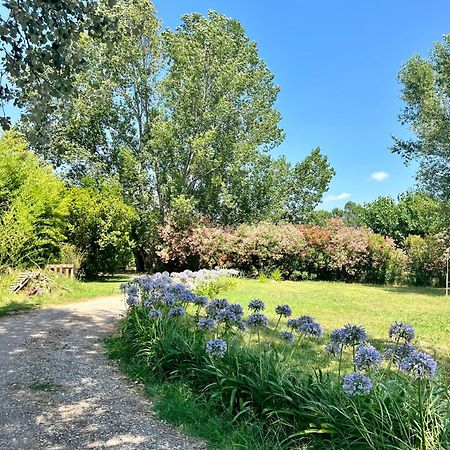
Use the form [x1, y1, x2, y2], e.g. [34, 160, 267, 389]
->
[46, 264, 75, 278]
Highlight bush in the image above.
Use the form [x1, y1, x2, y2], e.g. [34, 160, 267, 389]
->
[65, 180, 137, 278]
[112, 274, 450, 449]
[158, 219, 408, 284]
[0, 131, 67, 268]
[404, 234, 447, 286]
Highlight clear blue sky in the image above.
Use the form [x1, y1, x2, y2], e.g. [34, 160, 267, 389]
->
[153, 0, 449, 208]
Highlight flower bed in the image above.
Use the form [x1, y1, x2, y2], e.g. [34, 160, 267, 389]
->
[116, 273, 449, 449]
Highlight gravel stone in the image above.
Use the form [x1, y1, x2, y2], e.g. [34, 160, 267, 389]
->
[0, 296, 207, 449]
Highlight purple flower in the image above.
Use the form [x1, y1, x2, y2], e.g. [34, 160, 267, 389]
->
[248, 299, 265, 311]
[216, 308, 239, 324]
[228, 303, 244, 318]
[126, 294, 141, 307]
[246, 312, 268, 328]
[197, 317, 216, 331]
[330, 324, 367, 348]
[280, 330, 295, 343]
[192, 296, 209, 307]
[354, 346, 382, 370]
[275, 304, 292, 317]
[385, 343, 416, 366]
[206, 338, 227, 358]
[400, 351, 437, 379]
[388, 322, 415, 343]
[206, 298, 230, 318]
[148, 308, 163, 320]
[342, 372, 372, 396]
[168, 306, 186, 318]
[299, 321, 324, 339]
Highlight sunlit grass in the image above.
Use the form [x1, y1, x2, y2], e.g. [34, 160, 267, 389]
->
[224, 278, 450, 361]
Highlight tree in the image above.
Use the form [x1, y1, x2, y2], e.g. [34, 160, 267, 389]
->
[392, 35, 450, 199]
[283, 147, 335, 223]
[0, 131, 67, 267]
[0, 0, 114, 131]
[65, 180, 137, 278]
[151, 11, 284, 222]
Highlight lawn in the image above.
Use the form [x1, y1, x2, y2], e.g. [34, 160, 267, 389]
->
[0, 271, 129, 316]
[224, 278, 450, 361]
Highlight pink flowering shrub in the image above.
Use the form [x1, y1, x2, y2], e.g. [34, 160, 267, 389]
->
[158, 219, 408, 284]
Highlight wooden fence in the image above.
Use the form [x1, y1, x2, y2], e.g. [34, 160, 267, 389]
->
[46, 264, 75, 278]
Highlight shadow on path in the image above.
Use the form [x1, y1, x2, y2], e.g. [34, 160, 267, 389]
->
[0, 297, 205, 450]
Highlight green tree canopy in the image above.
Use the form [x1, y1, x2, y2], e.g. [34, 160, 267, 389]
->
[392, 35, 450, 200]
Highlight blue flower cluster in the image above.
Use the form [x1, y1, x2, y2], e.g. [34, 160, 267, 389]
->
[198, 317, 216, 331]
[400, 351, 437, 379]
[206, 338, 227, 358]
[246, 312, 268, 328]
[275, 304, 292, 318]
[280, 330, 295, 343]
[328, 324, 367, 354]
[342, 372, 372, 396]
[388, 322, 415, 343]
[385, 342, 416, 366]
[248, 299, 265, 311]
[354, 345, 382, 370]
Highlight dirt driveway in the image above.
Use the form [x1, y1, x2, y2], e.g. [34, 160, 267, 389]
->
[0, 296, 206, 449]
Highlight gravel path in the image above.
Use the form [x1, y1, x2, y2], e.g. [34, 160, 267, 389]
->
[0, 296, 207, 450]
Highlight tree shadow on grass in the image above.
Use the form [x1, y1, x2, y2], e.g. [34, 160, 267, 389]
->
[380, 285, 444, 298]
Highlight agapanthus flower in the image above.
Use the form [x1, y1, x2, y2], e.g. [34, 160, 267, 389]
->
[280, 330, 295, 343]
[246, 312, 268, 328]
[287, 318, 300, 330]
[299, 321, 324, 339]
[384, 343, 416, 366]
[197, 317, 216, 331]
[168, 306, 186, 318]
[148, 308, 163, 320]
[248, 299, 265, 311]
[341, 324, 367, 346]
[228, 303, 244, 318]
[216, 307, 239, 324]
[275, 304, 292, 317]
[354, 346, 382, 370]
[388, 322, 415, 343]
[206, 298, 230, 318]
[400, 351, 437, 379]
[236, 320, 247, 332]
[126, 294, 141, 307]
[192, 296, 209, 307]
[206, 338, 227, 358]
[342, 372, 372, 396]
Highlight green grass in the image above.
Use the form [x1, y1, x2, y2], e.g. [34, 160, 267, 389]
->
[225, 279, 450, 361]
[0, 270, 129, 316]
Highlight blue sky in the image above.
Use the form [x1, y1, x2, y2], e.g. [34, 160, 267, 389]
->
[153, 0, 449, 208]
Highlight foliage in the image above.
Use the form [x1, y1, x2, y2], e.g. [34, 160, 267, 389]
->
[158, 219, 408, 284]
[404, 234, 447, 286]
[0, 131, 67, 268]
[21, 5, 335, 270]
[283, 148, 335, 223]
[65, 180, 137, 278]
[392, 35, 450, 200]
[312, 192, 445, 246]
[112, 277, 449, 449]
[0, 0, 111, 131]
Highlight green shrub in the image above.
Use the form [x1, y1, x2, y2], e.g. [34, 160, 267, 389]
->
[0, 131, 67, 268]
[65, 180, 137, 278]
